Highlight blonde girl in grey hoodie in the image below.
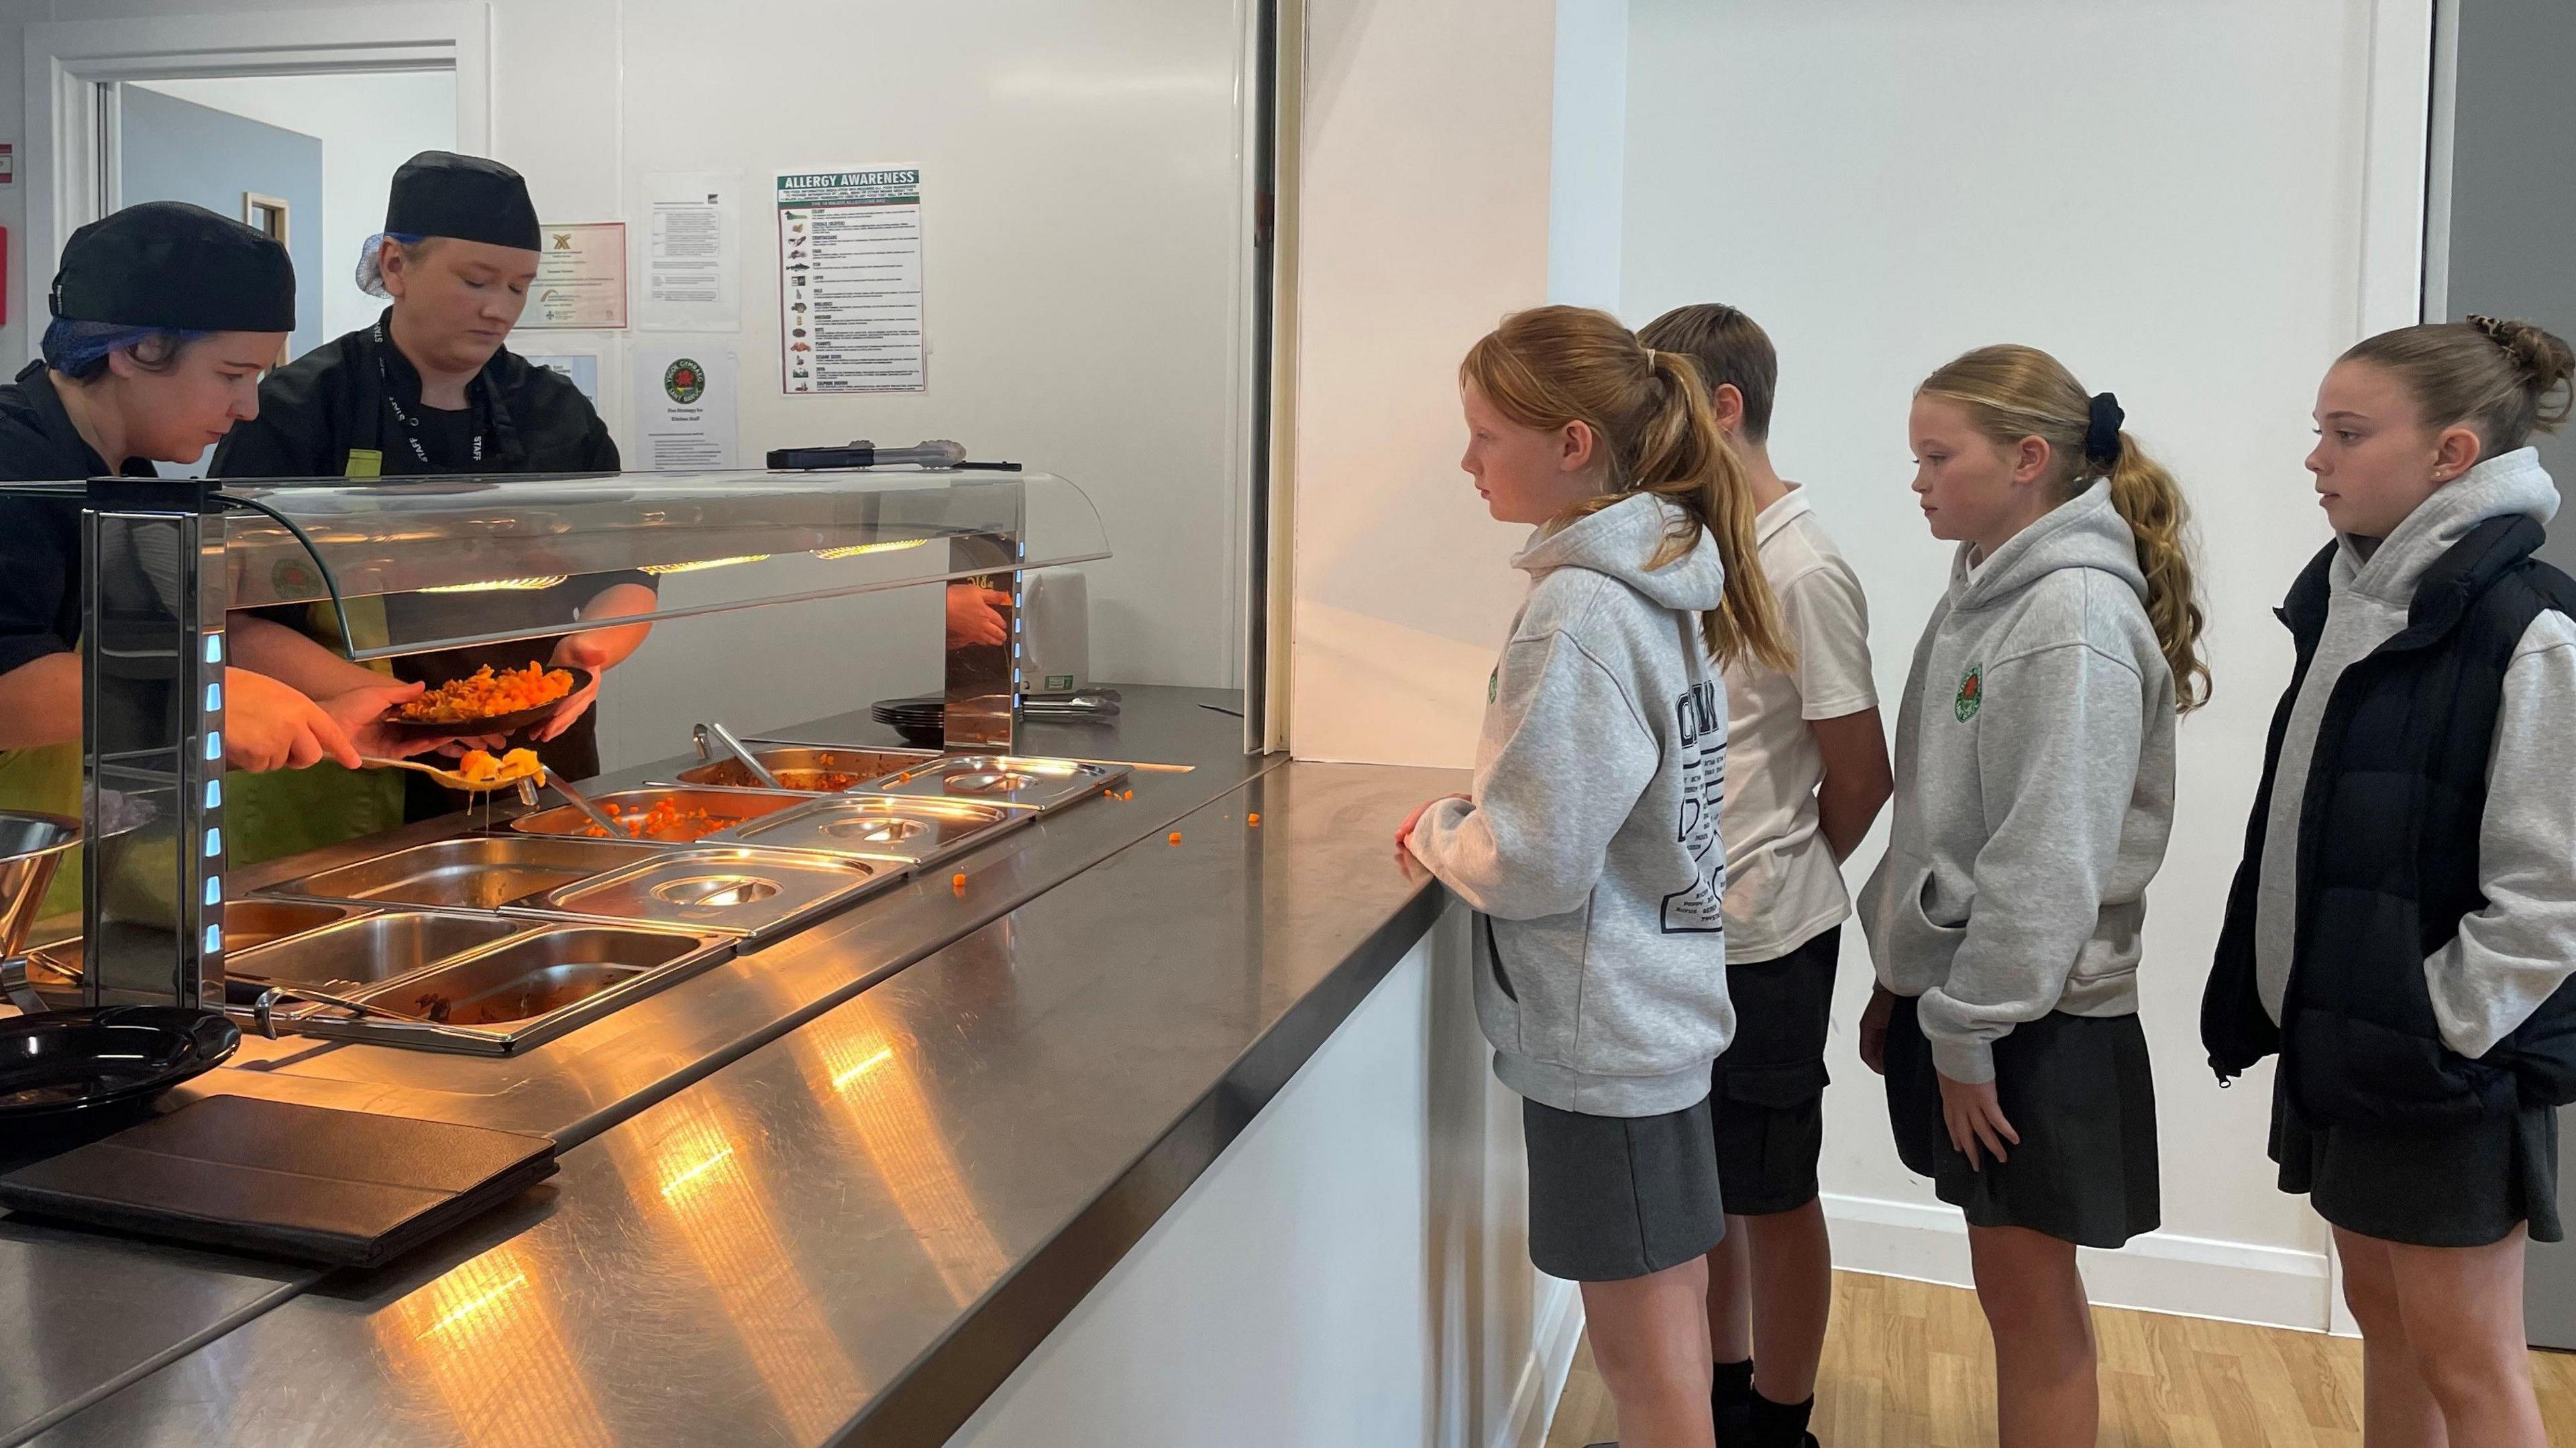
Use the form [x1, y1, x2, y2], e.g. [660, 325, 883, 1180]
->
[1401, 305, 1788, 1448]
[2204, 319, 2576, 1448]
[1860, 345, 2208, 1448]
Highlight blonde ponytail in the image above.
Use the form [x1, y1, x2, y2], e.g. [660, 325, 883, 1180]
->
[1919, 344, 2210, 713]
[2101, 438, 2212, 710]
[1462, 307, 1790, 671]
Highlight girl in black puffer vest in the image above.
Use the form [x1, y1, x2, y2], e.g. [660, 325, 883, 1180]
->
[2205, 316, 2576, 1448]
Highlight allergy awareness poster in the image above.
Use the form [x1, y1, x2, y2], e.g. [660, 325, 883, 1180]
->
[775, 166, 926, 394]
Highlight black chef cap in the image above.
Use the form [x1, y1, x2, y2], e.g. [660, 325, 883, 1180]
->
[50, 201, 295, 332]
[384, 151, 541, 252]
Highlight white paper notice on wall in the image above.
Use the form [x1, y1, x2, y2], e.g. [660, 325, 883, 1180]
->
[633, 346, 738, 471]
[523, 223, 627, 329]
[641, 172, 741, 331]
[775, 166, 925, 394]
[521, 353, 601, 406]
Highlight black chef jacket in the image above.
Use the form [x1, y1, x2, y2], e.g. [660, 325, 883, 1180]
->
[0, 361, 158, 681]
[210, 312, 644, 811]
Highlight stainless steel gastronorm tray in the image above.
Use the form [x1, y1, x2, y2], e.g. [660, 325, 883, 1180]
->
[508, 787, 811, 844]
[702, 793, 1030, 867]
[261, 836, 661, 910]
[862, 754, 1130, 813]
[276, 922, 735, 1056]
[227, 910, 527, 987]
[521, 846, 910, 944]
[667, 746, 940, 794]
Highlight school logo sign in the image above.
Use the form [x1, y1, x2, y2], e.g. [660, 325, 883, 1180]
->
[663, 359, 706, 404]
[1955, 663, 1983, 722]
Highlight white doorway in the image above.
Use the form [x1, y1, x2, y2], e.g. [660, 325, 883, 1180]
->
[120, 72, 458, 353]
[23, 3, 492, 355]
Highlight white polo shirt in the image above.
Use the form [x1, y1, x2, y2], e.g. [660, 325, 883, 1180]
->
[1719, 485, 1878, 963]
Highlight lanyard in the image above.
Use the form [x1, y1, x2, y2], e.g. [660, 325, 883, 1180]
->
[372, 319, 486, 469]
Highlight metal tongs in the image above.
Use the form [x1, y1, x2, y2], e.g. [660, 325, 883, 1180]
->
[693, 722, 784, 789]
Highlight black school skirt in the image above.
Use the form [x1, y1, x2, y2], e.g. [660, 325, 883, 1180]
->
[1884, 995, 2161, 1249]
[2271, 1077, 2563, 1247]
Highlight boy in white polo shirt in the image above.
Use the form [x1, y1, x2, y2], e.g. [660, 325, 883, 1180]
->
[1638, 304, 1891, 1448]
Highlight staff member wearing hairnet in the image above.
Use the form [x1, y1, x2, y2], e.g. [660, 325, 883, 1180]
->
[0, 201, 439, 916]
[214, 152, 655, 843]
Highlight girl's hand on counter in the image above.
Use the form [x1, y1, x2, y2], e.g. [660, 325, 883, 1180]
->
[1936, 1067, 2019, 1171]
[223, 667, 362, 773]
[1859, 984, 1896, 1076]
[1395, 795, 1468, 850]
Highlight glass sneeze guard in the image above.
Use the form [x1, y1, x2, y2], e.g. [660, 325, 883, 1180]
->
[213, 468, 1108, 659]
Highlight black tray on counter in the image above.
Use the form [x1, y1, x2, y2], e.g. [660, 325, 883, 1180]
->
[0, 1095, 557, 1268]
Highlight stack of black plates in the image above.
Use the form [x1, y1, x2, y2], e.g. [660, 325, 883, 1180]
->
[870, 695, 949, 746]
[871, 690, 1124, 747]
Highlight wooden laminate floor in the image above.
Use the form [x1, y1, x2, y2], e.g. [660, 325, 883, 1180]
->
[1544, 1272, 2576, 1447]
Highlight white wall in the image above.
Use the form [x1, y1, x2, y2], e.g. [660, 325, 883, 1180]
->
[2, 0, 1256, 770]
[131, 70, 455, 345]
[1546, 0, 1625, 313]
[1289, 0, 1560, 767]
[1620, 0, 2419, 1327]
[947, 907, 1580, 1448]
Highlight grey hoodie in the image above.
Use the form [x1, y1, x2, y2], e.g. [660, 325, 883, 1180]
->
[1861, 481, 2178, 1084]
[1407, 492, 1733, 1117]
[2255, 447, 2576, 1058]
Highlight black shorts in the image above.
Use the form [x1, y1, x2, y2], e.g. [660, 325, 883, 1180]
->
[1710, 926, 1839, 1215]
[1883, 995, 2160, 1249]
[2271, 1076, 2563, 1247]
[1522, 1095, 1727, 1282]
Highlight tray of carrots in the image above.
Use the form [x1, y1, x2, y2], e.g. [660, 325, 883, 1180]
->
[382, 663, 590, 740]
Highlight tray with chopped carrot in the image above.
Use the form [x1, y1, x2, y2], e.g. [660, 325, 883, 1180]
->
[383, 663, 591, 739]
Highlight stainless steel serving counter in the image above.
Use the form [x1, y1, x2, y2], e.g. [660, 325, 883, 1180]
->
[3, 689, 1464, 1448]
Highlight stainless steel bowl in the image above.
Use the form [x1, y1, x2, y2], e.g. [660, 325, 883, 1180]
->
[0, 812, 80, 964]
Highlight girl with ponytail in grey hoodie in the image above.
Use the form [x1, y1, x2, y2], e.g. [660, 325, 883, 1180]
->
[1401, 306, 1788, 1448]
[1860, 345, 2208, 1448]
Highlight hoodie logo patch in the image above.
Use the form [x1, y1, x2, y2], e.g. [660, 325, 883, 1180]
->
[1955, 663, 1983, 722]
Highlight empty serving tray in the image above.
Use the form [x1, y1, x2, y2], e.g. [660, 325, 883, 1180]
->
[509, 787, 812, 844]
[863, 754, 1130, 812]
[282, 924, 734, 1056]
[704, 794, 1030, 867]
[523, 847, 907, 942]
[227, 911, 526, 989]
[263, 836, 661, 911]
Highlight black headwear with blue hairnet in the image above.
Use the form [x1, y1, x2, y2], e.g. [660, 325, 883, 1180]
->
[50, 200, 294, 332]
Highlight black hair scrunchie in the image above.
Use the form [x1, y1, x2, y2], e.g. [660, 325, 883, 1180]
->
[2084, 392, 2125, 466]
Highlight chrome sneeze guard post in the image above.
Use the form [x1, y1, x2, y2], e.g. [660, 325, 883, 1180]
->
[941, 480, 1026, 753]
[82, 479, 224, 1009]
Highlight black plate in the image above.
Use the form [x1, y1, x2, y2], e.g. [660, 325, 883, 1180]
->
[0, 1007, 240, 1121]
[382, 668, 594, 742]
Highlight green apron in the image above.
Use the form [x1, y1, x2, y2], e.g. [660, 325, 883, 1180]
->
[0, 738, 83, 941]
[224, 598, 406, 867]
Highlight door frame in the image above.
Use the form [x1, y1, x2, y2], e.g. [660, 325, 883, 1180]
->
[21, 2, 492, 342]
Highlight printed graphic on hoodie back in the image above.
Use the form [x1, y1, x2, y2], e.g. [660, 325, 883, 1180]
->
[1662, 678, 1726, 933]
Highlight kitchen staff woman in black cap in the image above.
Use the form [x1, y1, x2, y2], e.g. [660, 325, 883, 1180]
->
[213, 151, 655, 841]
[0, 201, 441, 915]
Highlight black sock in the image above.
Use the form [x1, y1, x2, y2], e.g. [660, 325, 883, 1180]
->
[1711, 1357, 1755, 1410]
[1746, 1390, 1816, 1448]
